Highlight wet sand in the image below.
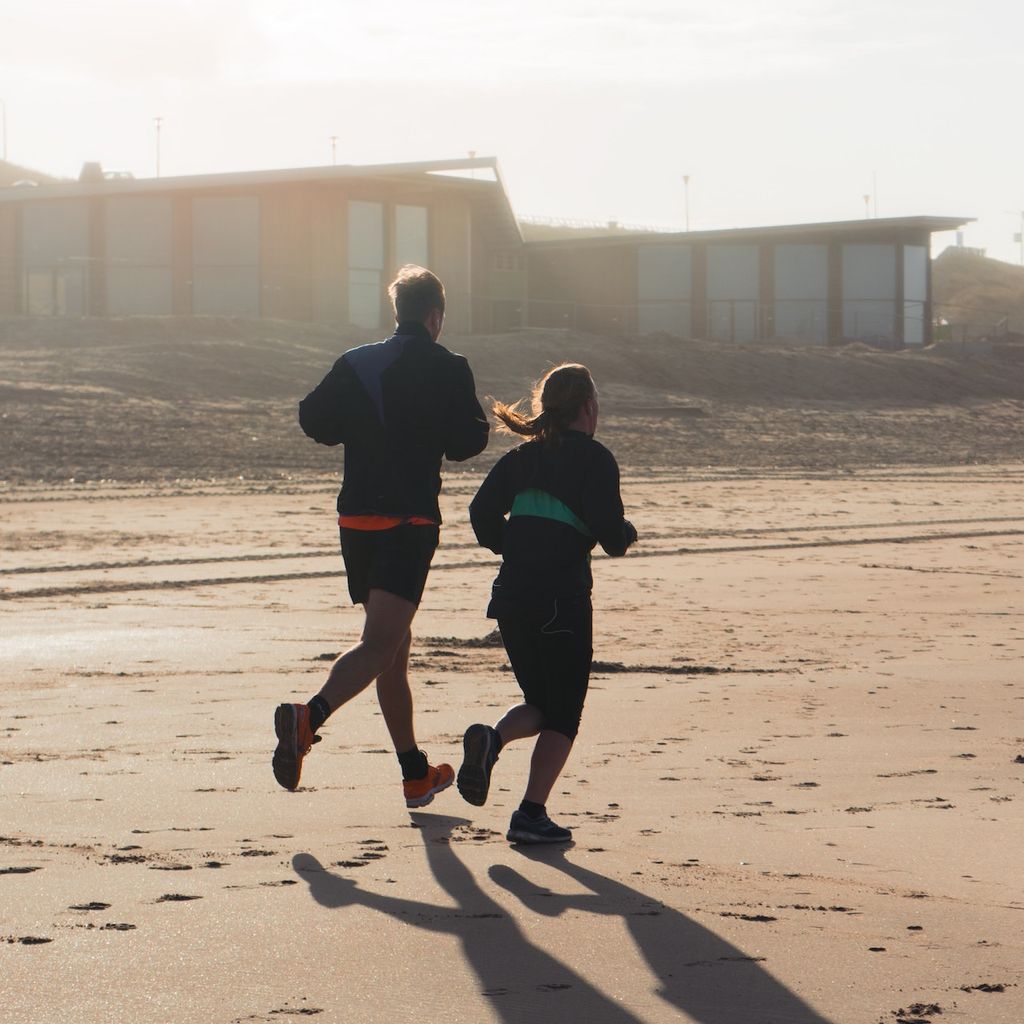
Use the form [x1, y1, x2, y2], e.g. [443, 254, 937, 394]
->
[2, 466, 1022, 1023]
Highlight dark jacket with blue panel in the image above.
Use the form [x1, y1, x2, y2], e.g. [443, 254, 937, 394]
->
[299, 322, 489, 522]
[469, 430, 636, 611]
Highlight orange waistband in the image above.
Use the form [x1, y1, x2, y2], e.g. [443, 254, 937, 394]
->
[338, 514, 438, 531]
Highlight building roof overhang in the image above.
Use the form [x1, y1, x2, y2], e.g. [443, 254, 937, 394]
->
[522, 215, 975, 250]
[0, 156, 524, 247]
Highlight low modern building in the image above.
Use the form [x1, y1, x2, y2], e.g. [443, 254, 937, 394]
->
[518, 215, 971, 347]
[0, 157, 520, 334]
[0, 156, 971, 346]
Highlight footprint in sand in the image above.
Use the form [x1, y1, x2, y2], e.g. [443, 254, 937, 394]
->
[105, 853, 147, 864]
[448, 826, 501, 844]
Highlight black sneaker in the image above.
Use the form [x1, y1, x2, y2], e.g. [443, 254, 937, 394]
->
[506, 809, 572, 844]
[457, 724, 500, 806]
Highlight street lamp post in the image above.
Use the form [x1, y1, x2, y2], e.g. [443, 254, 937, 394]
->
[1, 98, 7, 162]
[683, 174, 690, 231]
[154, 116, 163, 178]
[330, 135, 338, 166]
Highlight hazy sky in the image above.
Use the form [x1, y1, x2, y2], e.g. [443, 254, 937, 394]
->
[3, 0, 1023, 261]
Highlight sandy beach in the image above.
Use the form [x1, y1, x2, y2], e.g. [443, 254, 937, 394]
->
[3, 458, 1022, 1023]
[5, 0, 1024, 1015]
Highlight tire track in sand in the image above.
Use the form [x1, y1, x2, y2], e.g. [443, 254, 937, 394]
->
[4, 525, 1024, 600]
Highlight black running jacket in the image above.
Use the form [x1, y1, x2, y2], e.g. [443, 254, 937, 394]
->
[299, 322, 489, 522]
[469, 430, 636, 607]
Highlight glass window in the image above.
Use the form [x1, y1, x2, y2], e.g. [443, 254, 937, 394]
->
[903, 245, 928, 345]
[707, 245, 758, 300]
[348, 201, 384, 271]
[348, 268, 381, 329]
[192, 197, 260, 315]
[193, 197, 260, 268]
[842, 244, 895, 300]
[637, 302, 692, 337]
[842, 244, 896, 342]
[348, 201, 384, 328]
[395, 205, 428, 268]
[20, 201, 91, 314]
[106, 198, 173, 314]
[638, 245, 692, 301]
[903, 245, 927, 302]
[774, 245, 827, 343]
[775, 245, 827, 301]
[707, 246, 759, 342]
[21, 201, 90, 265]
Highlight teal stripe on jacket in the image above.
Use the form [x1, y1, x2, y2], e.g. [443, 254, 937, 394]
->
[509, 488, 592, 537]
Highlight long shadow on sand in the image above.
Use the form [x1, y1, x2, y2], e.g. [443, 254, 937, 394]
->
[294, 814, 834, 1024]
[493, 847, 835, 1023]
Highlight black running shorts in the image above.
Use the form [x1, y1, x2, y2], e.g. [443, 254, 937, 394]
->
[339, 525, 439, 606]
[494, 596, 593, 741]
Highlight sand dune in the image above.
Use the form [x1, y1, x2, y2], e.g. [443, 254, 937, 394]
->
[2, 316, 1024, 483]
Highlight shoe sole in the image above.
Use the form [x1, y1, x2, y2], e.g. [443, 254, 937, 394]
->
[405, 772, 453, 808]
[506, 828, 572, 845]
[272, 704, 301, 791]
[457, 725, 494, 806]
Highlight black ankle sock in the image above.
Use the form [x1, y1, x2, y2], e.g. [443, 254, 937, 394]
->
[519, 799, 545, 820]
[307, 695, 332, 733]
[398, 747, 428, 781]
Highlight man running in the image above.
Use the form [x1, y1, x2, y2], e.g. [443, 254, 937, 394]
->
[273, 265, 489, 806]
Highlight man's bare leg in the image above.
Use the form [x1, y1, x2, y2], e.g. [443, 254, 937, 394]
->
[274, 589, 448, 796]
[317, 589, 417, 713]
[375, 628, 415, 753]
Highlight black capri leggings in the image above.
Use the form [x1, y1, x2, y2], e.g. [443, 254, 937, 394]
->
[496, 596, 593, 741]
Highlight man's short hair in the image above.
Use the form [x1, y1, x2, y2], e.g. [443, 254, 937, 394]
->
[388, 265, 445, 323]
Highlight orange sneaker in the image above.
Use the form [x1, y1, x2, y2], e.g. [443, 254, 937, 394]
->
[273, 703, 318, 791]
[403, 762, 454, 808]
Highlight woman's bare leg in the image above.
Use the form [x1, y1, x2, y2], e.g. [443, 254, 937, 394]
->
[494, 703, 544, 745]
[523, 730, 573, 806]
[494, 704, 573, 806]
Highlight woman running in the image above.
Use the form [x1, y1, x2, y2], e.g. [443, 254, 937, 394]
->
[458, 363, 637, 843]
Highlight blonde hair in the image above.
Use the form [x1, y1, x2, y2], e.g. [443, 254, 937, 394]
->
[492, 363, 595, 444]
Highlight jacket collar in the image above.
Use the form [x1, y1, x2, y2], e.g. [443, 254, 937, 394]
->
[394, 321, 433, 342]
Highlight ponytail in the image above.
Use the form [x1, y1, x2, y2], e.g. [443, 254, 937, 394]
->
[491, 363, 595, 445]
